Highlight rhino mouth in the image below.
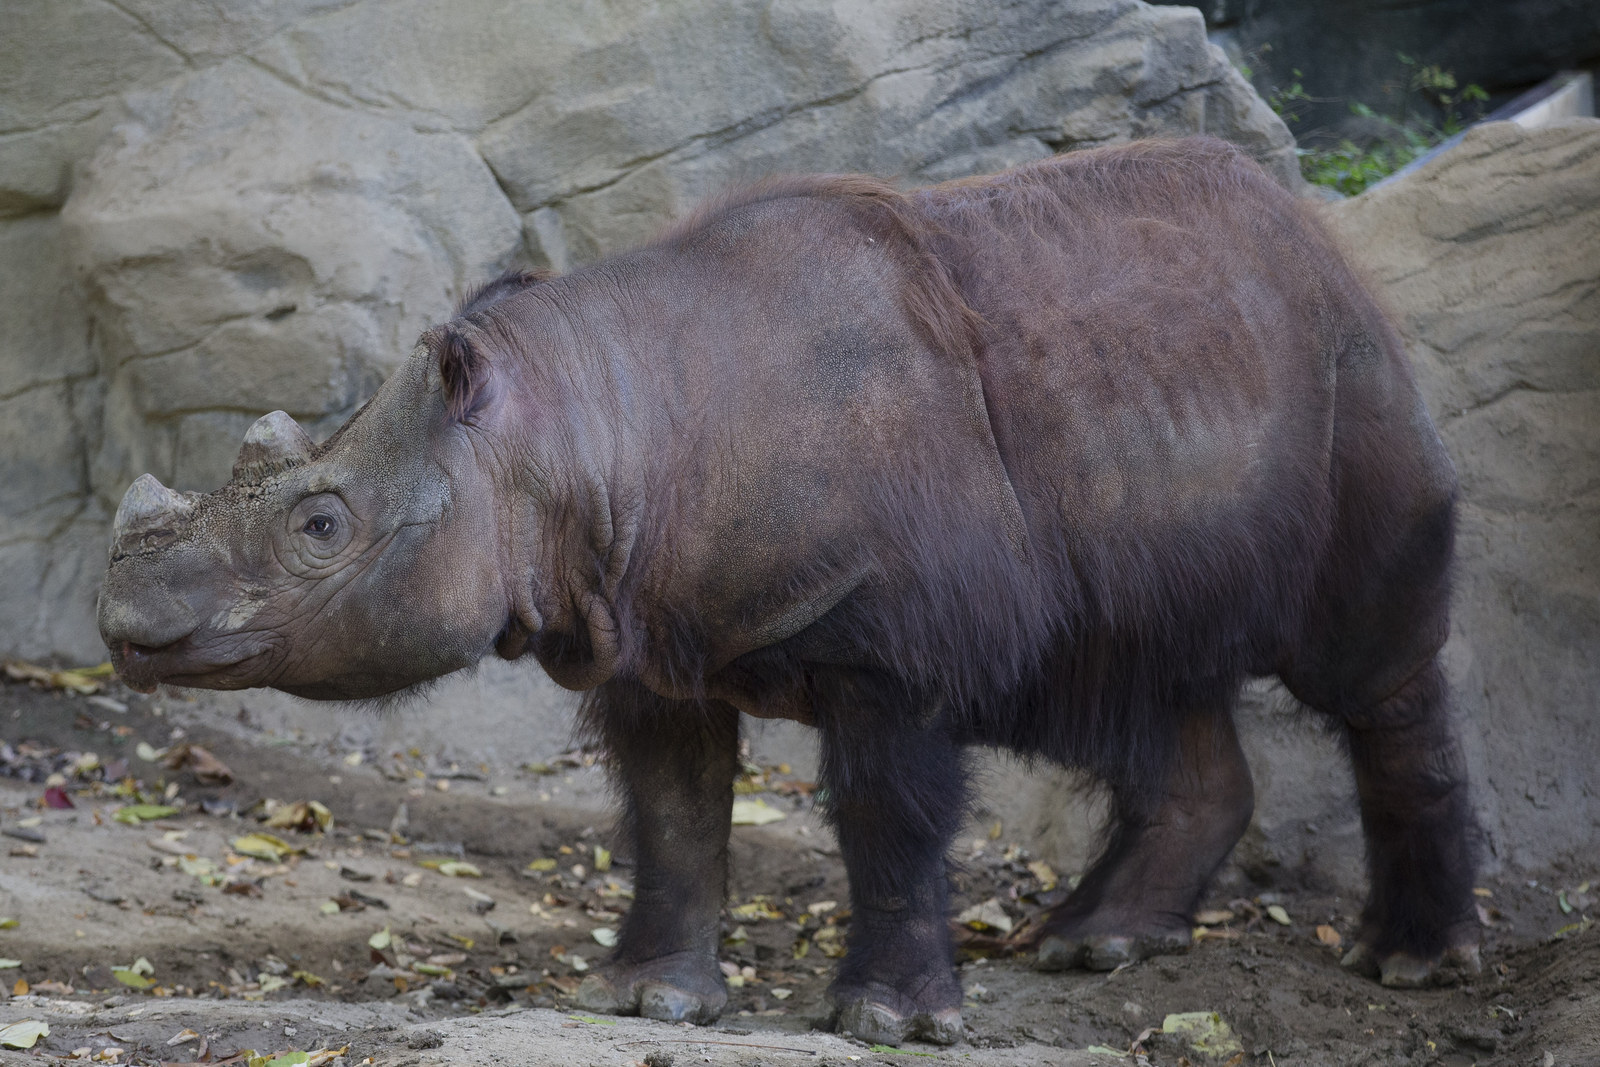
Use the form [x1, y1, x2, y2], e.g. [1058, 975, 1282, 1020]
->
[110, 636, 276, 694]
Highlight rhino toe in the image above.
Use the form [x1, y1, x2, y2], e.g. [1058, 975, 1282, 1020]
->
[639, 980, 722, 1024]
[836, 998, 963, 1046]
[574, 973, 636, 1016]
[1341, 939, 1483, 988]
[1036, 926, 1191, 972]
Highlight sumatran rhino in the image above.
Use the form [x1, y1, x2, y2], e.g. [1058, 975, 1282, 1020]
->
[99, 139, 1479, 1044]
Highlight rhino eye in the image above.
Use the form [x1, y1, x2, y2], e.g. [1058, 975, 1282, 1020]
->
[303, 514, 337, 540]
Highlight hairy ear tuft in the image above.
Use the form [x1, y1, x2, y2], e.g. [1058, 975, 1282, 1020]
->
[429, 323, 488, 421]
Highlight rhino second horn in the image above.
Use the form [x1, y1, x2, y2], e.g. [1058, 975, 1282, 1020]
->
[113, 473, 195, 537]
[233, 410, 315, 482]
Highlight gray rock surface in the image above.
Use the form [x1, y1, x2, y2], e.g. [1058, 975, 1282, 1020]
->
[63, 58, 524, 499]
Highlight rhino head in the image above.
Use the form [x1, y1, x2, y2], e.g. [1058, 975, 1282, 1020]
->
[97, 348, 515, 700]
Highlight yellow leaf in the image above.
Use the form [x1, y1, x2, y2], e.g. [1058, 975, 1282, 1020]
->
[526, 858, 558, 872]
[1161, 1012, 1243, 1059]
[111, 967, 153, 990]
[0, 1020, 49, 1049]
[1026, 861, 1059, 891]
[730, 799, 786, 826]
[230, 833, 298, 861]
[956, 898, 1013, 934]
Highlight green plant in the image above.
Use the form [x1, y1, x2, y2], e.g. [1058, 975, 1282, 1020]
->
[1252, 51, 1488, 196]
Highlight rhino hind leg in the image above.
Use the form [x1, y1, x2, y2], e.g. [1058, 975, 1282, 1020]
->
[1035, 703, 1254, 972]
[1312, 656, 1480, 988]
[1283, 472, 1479, 987]
[814, 677, 967, 1046]
[573, 683, 738, 1024]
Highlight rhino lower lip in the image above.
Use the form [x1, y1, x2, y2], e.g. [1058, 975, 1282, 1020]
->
[115, 640, 166, 694]
[115, 634, 266, 693]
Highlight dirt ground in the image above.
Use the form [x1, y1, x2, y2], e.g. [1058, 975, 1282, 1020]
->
[1, 676, 1596, 1067]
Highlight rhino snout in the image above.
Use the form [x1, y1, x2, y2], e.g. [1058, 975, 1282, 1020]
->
[98, 588, 198, 656]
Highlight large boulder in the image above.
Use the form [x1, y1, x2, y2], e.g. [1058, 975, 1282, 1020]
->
[1324, 119, 1600, 872]
[62, 60, 525, 497]
[454, 0, 1300, 263]
[0, 213, 105, 661]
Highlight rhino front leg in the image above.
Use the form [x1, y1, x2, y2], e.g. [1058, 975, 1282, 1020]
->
[575, 681, 738, 1024]
[815, 680, 966, 1047]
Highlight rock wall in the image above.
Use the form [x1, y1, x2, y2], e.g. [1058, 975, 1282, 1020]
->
[1, 0, 1296, 664]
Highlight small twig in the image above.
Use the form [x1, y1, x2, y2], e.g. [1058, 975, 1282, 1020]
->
[613, 1038, 819, 1054]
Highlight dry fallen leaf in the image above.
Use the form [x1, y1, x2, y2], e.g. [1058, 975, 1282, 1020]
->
[0, 1019, 49, 1049]
[163, 744, 235, 786]
[1315, 924, 1343, 949]
[263, 800, 332, 833]
[1026, 860, 1059, 891]
[113, 804, 179, 825]
[1162, 1012, 1243, 1059]
[230, 832, 299, 861]
[3, 660, 112, 694]
[730, 799, 786, 826]
[956, 898, 1014, 935]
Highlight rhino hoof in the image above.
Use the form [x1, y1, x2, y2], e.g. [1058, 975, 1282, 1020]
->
[574, 973, 632, 1016]
[1034, 934, 1086, 972]
[1035, 928, 1190, 972]
[573, 953, 728, 1024]
[836, 999, 963, 1046]
[1341, 940, 1482, 988]
[639, 980, 720, 1024]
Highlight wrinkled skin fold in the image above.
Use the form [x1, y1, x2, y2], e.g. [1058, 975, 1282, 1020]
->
[100, 139, 1479, 1043]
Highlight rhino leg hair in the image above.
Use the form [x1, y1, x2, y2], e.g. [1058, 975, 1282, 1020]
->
[1036, 702, 1255, 971]
[1280, 369, 1478, 987]
[1333, 658, 1479, 987]
[574, 681, 738, 1024]
[814, 671, 966, 1046]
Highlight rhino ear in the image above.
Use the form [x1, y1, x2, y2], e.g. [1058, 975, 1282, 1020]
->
[429, 322, 490, 422]
[233, 410, 315, 483]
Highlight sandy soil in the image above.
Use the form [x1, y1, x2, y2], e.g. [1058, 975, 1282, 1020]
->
[1, 678, 1596, 1066]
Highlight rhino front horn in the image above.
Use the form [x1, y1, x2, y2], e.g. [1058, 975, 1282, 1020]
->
[113, 473, 194, 538]
[233, 410, 315, 483]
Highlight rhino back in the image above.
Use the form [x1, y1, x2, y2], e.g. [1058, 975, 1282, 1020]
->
[583, 190, 1045, 705]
